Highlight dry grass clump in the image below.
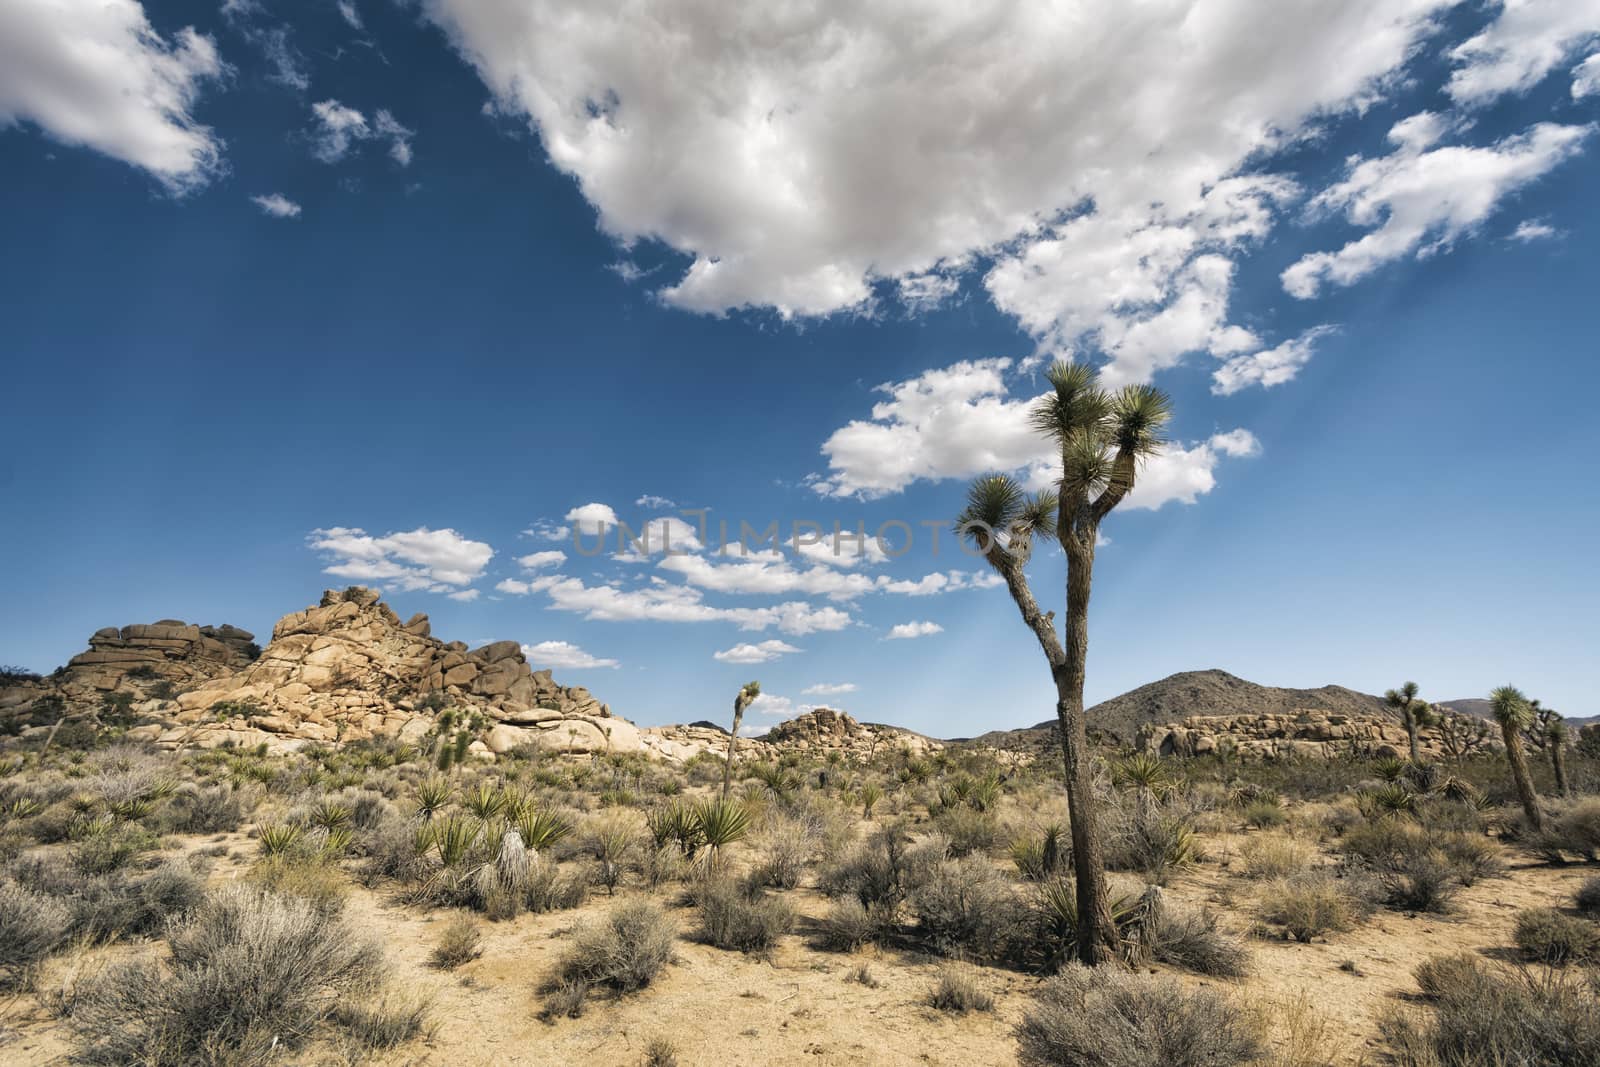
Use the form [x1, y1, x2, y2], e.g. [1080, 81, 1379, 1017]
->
[330, 990, 435, 1052]
[429, 913, 483, 969]
[1575, 875, 1600, 916]
[641, 1035, 680, 1067]
[1385, 953, 1600, 1066]
[1256, 871, 1372, 942]
[927, 965, 995, 1014]
[68, 884, 388, 1065]
[0, 880, 72, 988]
[1239, 833, 1314, 880]
[1149, 903, 1250, 978]
[6, 853, 206, 945]
[910, 853, 1024, 959]
[695, 878, 794, 955]
[549, 898, 675, 999]
[1016, 963, 1264, 1067]
[1513, 907, 1600, 964]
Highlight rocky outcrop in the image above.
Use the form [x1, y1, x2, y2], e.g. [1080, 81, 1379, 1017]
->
[1135, 710, 1501, 761]
[764, 707, 941, 759]
[148, 587, 624, 753]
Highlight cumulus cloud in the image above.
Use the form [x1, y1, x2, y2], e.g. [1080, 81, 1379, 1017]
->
[1510, 219, 1560, 241]
[1447, 0, 1600, 105]
[1576, 52, 1600, 97]
[713, 640, 801, 664]
[522, 640, 618, 670]
[309, 100, 413, 165]
[1283, 118, 1592, 299]
[528, 574, 852, 635]
[749, 692, 807, 720]
[887, 621, 943, 640]
[515, 550, 566, 570]
[0, 0, 224, 192]
[307, 526, 493, 592]
[803, 682, 857, 696]
[564, 503, 620, 537]
[1211, 326, 1337, 396]
[814, 358, 1260, 504]
[251, 193, 301, 218]
[419, 0, 1452, 364]
[635, 494, 677, 509]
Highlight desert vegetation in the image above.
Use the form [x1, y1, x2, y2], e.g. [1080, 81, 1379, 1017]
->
[0, 692, 1591, 1065]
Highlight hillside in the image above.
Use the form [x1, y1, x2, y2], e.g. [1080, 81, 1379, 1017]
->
[962, 668, 1387, 747]
[1440, 697, 1598, 728]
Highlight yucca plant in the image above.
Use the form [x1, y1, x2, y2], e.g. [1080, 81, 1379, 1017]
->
[1490, 685, 1544, 832]
[415, 776, 453, 821]
[1373, 756, 1409, 783]
[1030, 877, 1142, 972]
[968, 773, 1002, 813]
[464, 781, 508, 822]
[515, 807, 573, 855]
[1013, 824, 1067, 881]
[431, 814, 480, 867]
[1111, 753, 1174, 797]
[647, 801, 703, 857]
[695, 798, 751, 867]
[860, 782, 884, 819]
[1359, 783, 1417, 819]
[311, 800, 352, 830]
[109, 796, 156, 822]
[4, 797, 43, 820]
[319, 825, 354, 855]
[257, 822, 304, 858]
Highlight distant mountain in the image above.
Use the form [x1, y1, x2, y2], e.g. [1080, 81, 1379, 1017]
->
[1439, 698, 1599, 728]
[960, 669, 1386, 746]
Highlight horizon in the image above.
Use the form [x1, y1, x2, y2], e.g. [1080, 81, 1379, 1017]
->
[4, 0, 1599, 735]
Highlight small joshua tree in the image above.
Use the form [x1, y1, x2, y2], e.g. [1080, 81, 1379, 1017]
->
[1384, 681, 1433, 766]
[1490, 685, 1544, 832]
[722, 681, 761, 800]
[1546, 717, 1572, 798]
[958, 361, 1172, 965]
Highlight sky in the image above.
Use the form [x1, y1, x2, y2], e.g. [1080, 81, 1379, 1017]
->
[2, 0, 1598, 735]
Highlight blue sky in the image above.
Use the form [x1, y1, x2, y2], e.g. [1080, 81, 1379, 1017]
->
[2, 1, 1598, 733]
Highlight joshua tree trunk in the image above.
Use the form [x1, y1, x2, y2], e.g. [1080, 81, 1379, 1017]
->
[1502, 724, 1545, 832]
[1551, 742, 1570, 799]
[721, 717, 741, 800]
[1056, 540, 1119, 963]
[1404, 714, 1422, 766]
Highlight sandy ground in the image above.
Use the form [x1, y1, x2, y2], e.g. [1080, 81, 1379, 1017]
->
[2, 828, 1593, 1066]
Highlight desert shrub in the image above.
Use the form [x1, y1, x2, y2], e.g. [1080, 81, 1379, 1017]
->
[748, 814, 816, 889]
[1239, 833, 1313, 880]
[642, 1036, 679, 1067]
[0, 880, 72, 986]
[1381, 847, 1461, 913]
[1257, 871, 1370, 942]
[910, 854, 1024, 959]
[430, 914, 482, 969]
[69, 816, 157, 875]
[696, 879, 794, 955]
[1016, 964, 1264, 1067]
[9, 853, 206, 943]
[1576, 876, 1600, 916]
[524, 861, 590, 914]
[331, 991, 433, 1051]
[247, 852, 349, 911]
[818, 823, 941, 914]
[933, 805, 999, 856]
[1023, 877, 1146, 973]
[162, 782, 251, 834]
[541, 979, 589, 1021]
[816, 897, 893, 950]
[1540, 799, 1600, 861]
[1513, 907, 1600, 964]
[1012, 824, 1069, 881]
[1438, 832, 1504, 886]
[1387, 953, 1600, 1066]
[928, 965, 994, 1014]
[1149, 904, 1250, 978]
[1105, 810, 1200, 884]
[69, 884, 384, 1065]
[553, 899, 675, 993]
[1242, 798, 1287, 829]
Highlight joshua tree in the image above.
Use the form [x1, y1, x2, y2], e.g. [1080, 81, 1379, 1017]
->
[1435, 711, 1491, 762]
[1384, 681, 1432, 765]
[957, 361, 1171, 965]
[1489, 684, 1544, 832]
[721, 681, 761, 800]
[1546, 716, 1572, 798]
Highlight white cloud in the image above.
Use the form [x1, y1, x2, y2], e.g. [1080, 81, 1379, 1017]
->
[1575, 52, 1600, 97]
[447, 589, 480, 602]
[887, 620, 943, 640]
[713, 640, 801, 664]
[253, 25, 309, 91]
[1510, 219, 1560, 241]
[660, 551, 874, 600]
[419, 0, 1451, 362]
[635, 494, 677, 509]
[308, 526, 493, 592]
[749, 692, 807, 719]
[802, 682, 857, 696]
[337, 1, 364, 30]
[531, 575, 852, 635]
[613, 516, 704, 559]
[515, 550, 566, 570]
[0, 0, 224, 192]
[522, 640, 619, 670]
[564, 502, 620, 537]
[310, 100, 413, 165]
[815, 358, 1261, 504]
[1284, 119, 1591, 299]
[1447, 0, 1600, 105]
[1211, 326, 1337, 396]
[251, 193, 301, 218]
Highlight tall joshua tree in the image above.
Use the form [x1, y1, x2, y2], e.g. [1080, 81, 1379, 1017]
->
[722, 681, 761, 800]
[958, 361, 1171, 965]
[1489, 684, 1544, 832]
[1546, 716, 1572, 798]
[1384, 681, 1431, 765]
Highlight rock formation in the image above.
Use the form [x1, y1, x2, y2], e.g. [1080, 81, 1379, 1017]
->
[1135, 709, 1500, 761]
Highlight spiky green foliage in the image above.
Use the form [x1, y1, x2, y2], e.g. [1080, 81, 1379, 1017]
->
[415, 777, 452, 820]
[1490, 685, 1534, 729]
[695, 798, 751, 853]
[1111, 753, 1176, 799]
[463, 782, 508, 822]
[257, 822, 304, 858]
